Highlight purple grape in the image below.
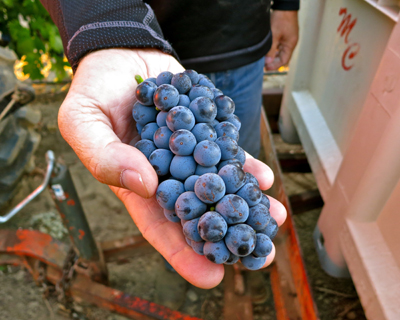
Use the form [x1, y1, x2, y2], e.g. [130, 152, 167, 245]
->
[136, 122, 144, 133]
[214, 95, 235, 121]
[258, 216, 278, 240]
[191, 240, 205, 255]
[212, 88, 223, 99]
[164, 209, 181, 223]
[171, 72, 192, 94]
[156, 179, 185, 210]
[211, 119, 220, 128]
[215, 136, 238, 160]
[253, 233, 273, 257]
[225, 114, 241, 131]
[191, 123, 217, 142]
[193, 140, 221, 167]
[175, 191, 207, 220]
[156, 71, 173, 85]
[218, 164, 246, 194]
[198, 211, 228, 242]
[217, 159, 243, 171]
[166, 106, 195, 131]
[178, 94, 191, 107]
[235, 146, 246, 165]
[153, 84, 179, 111]
[149, 149, 174, 176]
[183, 70, 200, 85]
[203, 240, 230, 264]
[153, 126, 173, 149]
[145, 77, 157, 83]
[215, 194, 249, 225]
[188, 85, 214, 101]
[170, 155, 197, 181]
[184, 175, 199, 192]
[245, 172, 259, 186]
[195, 165, 218, 175]
[215, 121, 239, 141]
[236, 183, 262, 207]
[260, 194, 270, 209]
[183, 218, 202, 242]
[169, 129, 197, 156]
[198, 76, 215, 89]
[132, 102, 158, 126]
[224, 252, 240, 265]
[135, 139, 157, 159]
[189, 96, 217, 123]
[135, 80, 157, 105]
[156, 111, 168, 127]
[240, 255, 267, 270]
[194, 173, 226, 204]
[246, 203, 270, 231]
[225, 224, 256, 257]
[141, 122, 159, 141]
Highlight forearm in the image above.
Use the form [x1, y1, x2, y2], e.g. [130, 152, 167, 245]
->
[40, 0, 178, 71]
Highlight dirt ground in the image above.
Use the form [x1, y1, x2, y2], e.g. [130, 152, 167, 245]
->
[0, 85, 366, 320]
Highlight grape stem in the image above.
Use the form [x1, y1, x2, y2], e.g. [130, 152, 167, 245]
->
[135, 75, 144, 84]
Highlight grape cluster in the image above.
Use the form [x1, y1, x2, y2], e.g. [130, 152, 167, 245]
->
[134, 70, 278, 270]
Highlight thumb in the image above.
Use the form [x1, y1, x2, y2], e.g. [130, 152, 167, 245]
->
[265, 36, 279, 70]
[58, 97, 158, 198]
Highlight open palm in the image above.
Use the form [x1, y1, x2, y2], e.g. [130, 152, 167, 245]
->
[59, 48, 286, 289]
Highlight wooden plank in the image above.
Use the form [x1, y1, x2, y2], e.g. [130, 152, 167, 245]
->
[260, 108, 319, 320]
[223, 265, 253, 320]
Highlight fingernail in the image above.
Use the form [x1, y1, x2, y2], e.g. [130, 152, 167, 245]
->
[121, 169, 149, 198]
[266, 57, 273, 63]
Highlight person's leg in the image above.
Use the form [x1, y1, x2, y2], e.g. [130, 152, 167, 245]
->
[205, 57, 264, 158]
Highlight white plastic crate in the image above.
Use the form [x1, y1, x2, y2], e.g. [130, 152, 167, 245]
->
[280, 0, 400, 319]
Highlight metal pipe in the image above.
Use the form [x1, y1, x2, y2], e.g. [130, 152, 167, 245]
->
[0, 150, 55, 223]
[49, 163, 100, 262]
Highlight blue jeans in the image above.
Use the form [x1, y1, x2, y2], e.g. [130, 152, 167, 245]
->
[205, 57, 264, 158]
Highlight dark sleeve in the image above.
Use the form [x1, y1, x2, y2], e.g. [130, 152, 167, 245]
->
[40, 0, 178, 71]
[271, 0, 300, 10]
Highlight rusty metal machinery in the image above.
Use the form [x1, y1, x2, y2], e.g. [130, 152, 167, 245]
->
[0, 46, 39, 210]
[0, 110, 319, 320]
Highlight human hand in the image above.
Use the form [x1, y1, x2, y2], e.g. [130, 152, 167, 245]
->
[59, 48, 287, 289]
[265, 10, 299, 71]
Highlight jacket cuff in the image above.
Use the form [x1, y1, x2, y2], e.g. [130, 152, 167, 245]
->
[271, 0, 300, 11]
[67, 21, 178, 71]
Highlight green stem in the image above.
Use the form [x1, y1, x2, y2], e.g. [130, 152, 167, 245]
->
[135, 75, 144, 84]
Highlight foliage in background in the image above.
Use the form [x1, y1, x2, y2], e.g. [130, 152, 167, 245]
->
[0, 0, 70, 80]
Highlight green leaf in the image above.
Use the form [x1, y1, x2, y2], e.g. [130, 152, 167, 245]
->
[48, 25, 63, 53]
[16, 36, 35, 55]
[1, 0, 69, 81]
[23, 52, 44, 80]
[3, 0, 15, 8]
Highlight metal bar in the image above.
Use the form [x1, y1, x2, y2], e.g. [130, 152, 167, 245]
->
[0, 229, 68, 267]
[260, 108, 319, 320]
[49, 163, 100, 262]
[100, 234, 154, 263]
[70, 274, 203, 320]
[0, 150, 55, 223]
